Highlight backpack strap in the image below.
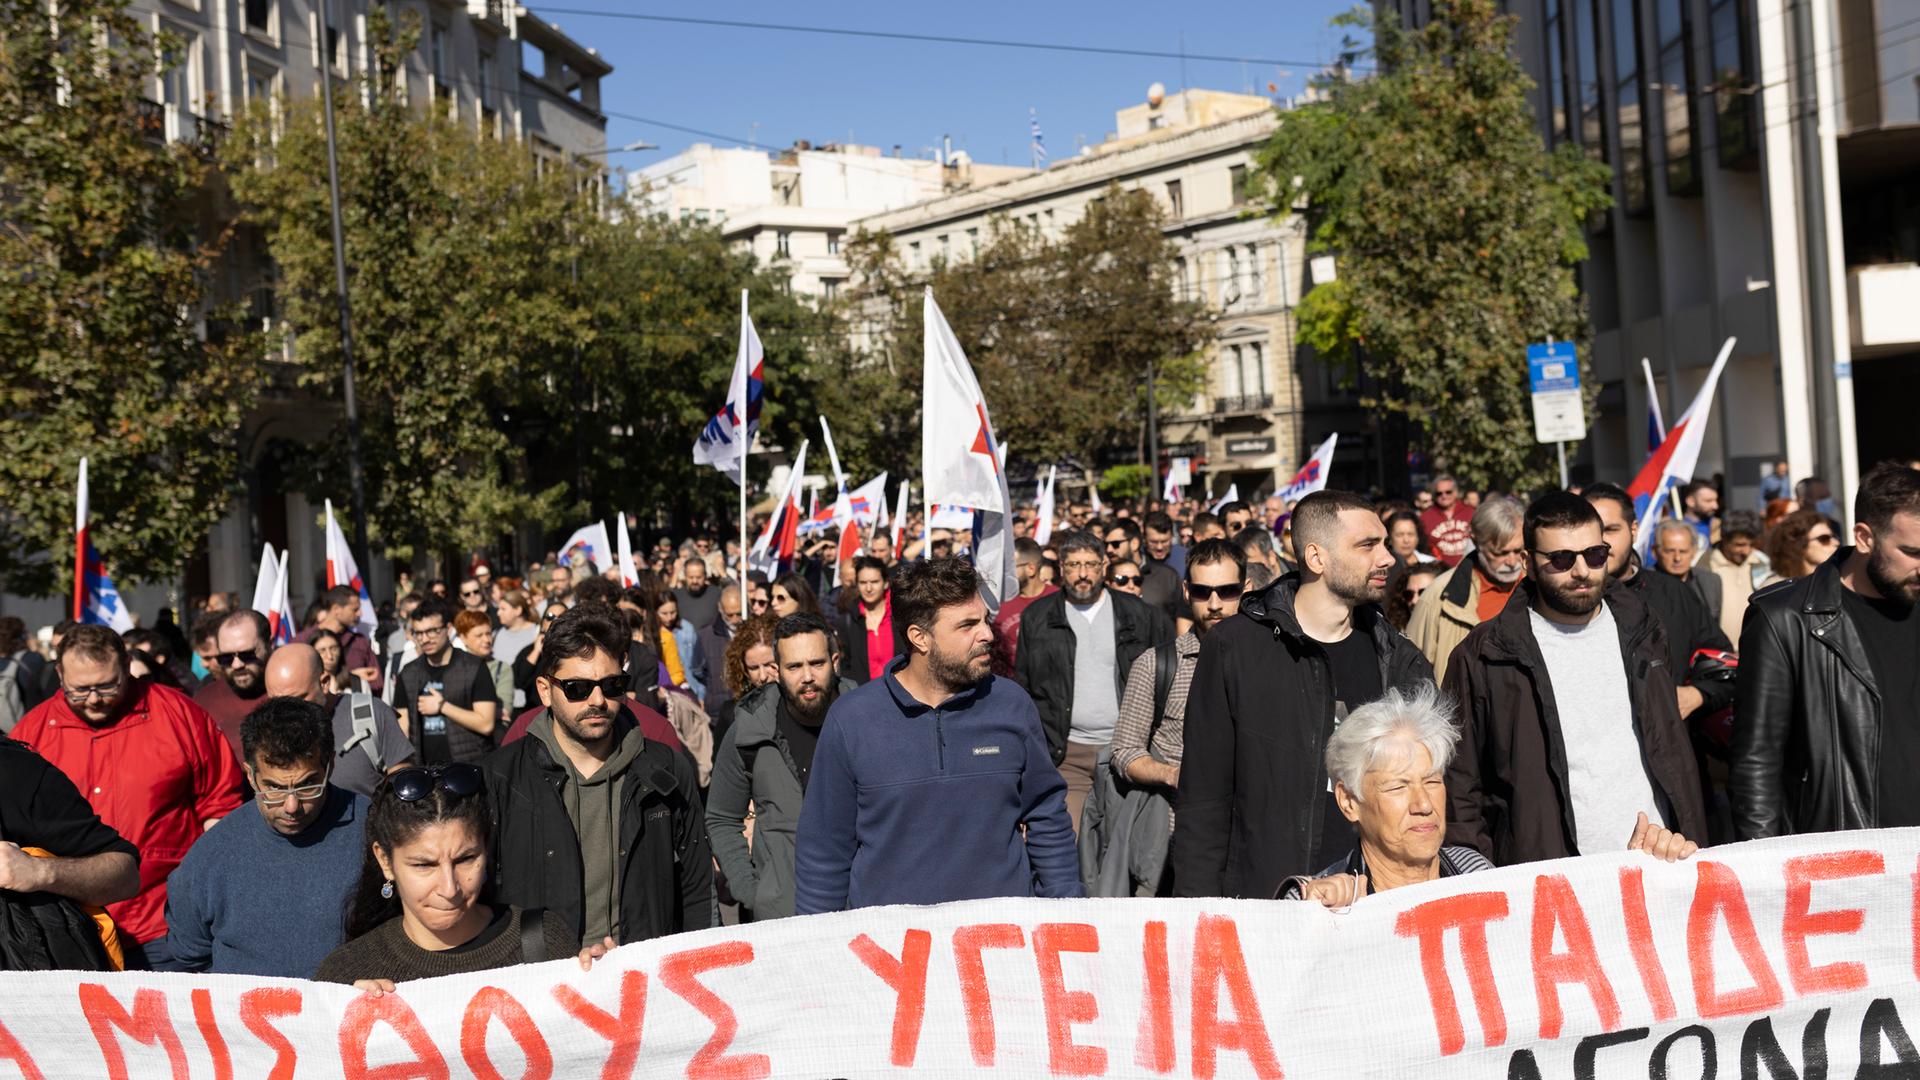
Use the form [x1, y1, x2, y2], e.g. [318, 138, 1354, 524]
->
[341, 693, 384, 770]
[518, 907, 548, 963]
[1150, 639, 1178, 740]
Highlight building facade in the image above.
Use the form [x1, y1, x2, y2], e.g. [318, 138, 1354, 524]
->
[854, 88, 1367, 498]
[1389, 0, 1920, 514]
[632, 142, 1031, 298]
[0, 0, 615, 631]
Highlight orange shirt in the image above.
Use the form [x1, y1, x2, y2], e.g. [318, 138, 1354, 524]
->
[1475, 567, 1520, 623]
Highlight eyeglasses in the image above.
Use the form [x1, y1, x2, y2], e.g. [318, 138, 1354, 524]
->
[63, 680, 121, 701]
[389, 763, 484, 803]
[217, 650, 263, 667]
[1104, 539, 1128, 549]
[410, 624, 449, 638]
[1530, 546, 1611, 572]
[1186, 582, 1245, 602]
[545, 674, 630, 702]
[1434, 488, 1457, 497]
[253, 768, 331, 804]
[459, 588, 483, 598]
[1107, 574, 1141, 586]
[749, 598, 771, 609]
[1807, 532, 1839, 548]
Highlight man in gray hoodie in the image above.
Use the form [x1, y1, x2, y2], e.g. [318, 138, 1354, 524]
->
[705, 612, 850, 920]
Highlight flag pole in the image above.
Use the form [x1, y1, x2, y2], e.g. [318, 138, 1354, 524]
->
[72, 458, 87, 621]
[738, 289, 751, 584]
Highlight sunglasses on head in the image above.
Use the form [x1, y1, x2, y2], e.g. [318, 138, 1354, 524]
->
[545, 673, 629, 702]
[1186, 582, 1245, 602]
[389, 762, 484, 803]
[1531, 545, 1611, 572]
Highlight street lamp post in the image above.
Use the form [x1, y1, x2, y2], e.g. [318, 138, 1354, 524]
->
[316, 0, 368, 565]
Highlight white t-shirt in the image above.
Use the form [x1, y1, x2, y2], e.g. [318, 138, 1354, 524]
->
[1528, 604, 1666, 854]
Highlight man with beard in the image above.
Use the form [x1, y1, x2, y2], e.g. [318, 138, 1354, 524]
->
[1171, 491, 1434, 898]
[1406, 496, 1527, 682]
[706, 613, 852, 920]
[1016, 531, 1175, 833]
[12, 624, 245, 969]
[1444, 493, 1706, 866]
[194, 610, 273, 762]
[674, 557, 723, 632]
[1734, 462, 1920, 836]
[481, 602, 713, 947]
[794, 557, 1081, 912]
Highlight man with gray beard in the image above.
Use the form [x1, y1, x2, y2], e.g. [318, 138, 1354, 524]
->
[1405, 496, 1528, 682]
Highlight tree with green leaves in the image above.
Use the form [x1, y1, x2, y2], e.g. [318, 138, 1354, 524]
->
[1253, 0, 1611, 491]
[839, 187, 1208, 481]
[0, 0, 262, 595]
[224, 7, 590, 564]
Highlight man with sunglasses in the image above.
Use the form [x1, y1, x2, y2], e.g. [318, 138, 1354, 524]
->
[1100, 540, 1248, 895]
[457, 576, 498, 630]
[483, 602, 712, 947]
[1016, 531, 1176, 833]
[161, 697, 368, 977]
[1443, 493, 1706, 866]
[193, 610, 273, 762]
[12, 624, 245, 969]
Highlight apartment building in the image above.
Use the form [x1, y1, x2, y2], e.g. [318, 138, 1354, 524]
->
[855, 88, 1368, 497]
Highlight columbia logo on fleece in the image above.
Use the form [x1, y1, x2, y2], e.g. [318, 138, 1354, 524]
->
[971, 745, 1002, 756]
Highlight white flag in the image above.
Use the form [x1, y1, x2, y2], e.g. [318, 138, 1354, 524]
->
[560, 522, 614, 574]
[323, 500, 378, 639]
[1033, 466, 1058, 546]
[616, 513, 639, 588]
[750, 441, 810, 577]
[250, 542, 280, 627]
[1277, 434, 1339, 505]
[692, 290, 764, 486]
[269, 550, 295, 646]
[1089, 479, 1104, 516]
[1629, 337, 1736, 559]
[891, 480, 911, 556]
[922, 290, 1016, 610]
[1209, 483, 1241, 514]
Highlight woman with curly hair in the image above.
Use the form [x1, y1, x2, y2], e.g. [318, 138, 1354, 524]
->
[714, 615, 781, 745]
[1761, 509, 1843, 585]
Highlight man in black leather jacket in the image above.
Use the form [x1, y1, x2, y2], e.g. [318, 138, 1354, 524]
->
[1732, 462, 1920, 839]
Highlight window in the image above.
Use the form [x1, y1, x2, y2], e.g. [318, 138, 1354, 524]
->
[822, 278, 842, 301]
[478, 47, 493, 108]
[245, 0, 271, 34]
[1243, 245, 1264, 302]
[1611, 0, 1652, 216]
[1707, 0, 1758, 168]
[1230, 164, 1250, 206]
[1173, 256, 1189, 300]
[776, 230, 792, 258]
[1219, 248, 1241, 305]
[938, 234, 950, 259]
[430, 23, 448, 94]
[909, 240, 921, 267]
[158, 29, 197, 141]
[1653, 0, 1700, 194]
[967, 227, 979, 254]
[1166, 179, 1184, 218]
[1248, 341, 1268, 397]
[1575, 0, 1608, 163]
[1224, 346, 1244, 398]
[826, 230, 841, 255]
[245, 66, 273, 106]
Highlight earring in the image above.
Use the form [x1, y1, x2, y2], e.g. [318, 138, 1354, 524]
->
[380, 880, 394, 900]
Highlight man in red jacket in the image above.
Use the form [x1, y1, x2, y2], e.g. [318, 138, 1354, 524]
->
[1418, 475, 1475, 567]
[12, 624, 245, 970]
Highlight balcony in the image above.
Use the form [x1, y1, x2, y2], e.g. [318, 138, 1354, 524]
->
[1212, 393, 1273, 416]
[1848, 264, 1920, 357]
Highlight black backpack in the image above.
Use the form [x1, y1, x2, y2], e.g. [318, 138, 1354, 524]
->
[0, 814, 115, 972]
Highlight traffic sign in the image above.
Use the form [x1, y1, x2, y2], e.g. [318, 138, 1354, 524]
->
[1528, 341, 1586, 444]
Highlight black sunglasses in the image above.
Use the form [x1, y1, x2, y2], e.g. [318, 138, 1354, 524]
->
[1107, 574, 1142, 586]
[390, 762, 484, 803]
[545, 673, 629, 702]
[1186, 582, 1245, 602]
[1531, 545, 1610, 572]
[1104, 539, 1128, 549]
[217, 650, 262, 667]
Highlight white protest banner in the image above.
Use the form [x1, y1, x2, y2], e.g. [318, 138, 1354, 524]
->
[3, 829, 1918, 1078]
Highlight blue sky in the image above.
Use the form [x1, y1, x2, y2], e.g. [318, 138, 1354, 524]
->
[535, 1, 1365, 173]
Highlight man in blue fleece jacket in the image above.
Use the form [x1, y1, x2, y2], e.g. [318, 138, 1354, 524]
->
[795, 557, 1082, 912]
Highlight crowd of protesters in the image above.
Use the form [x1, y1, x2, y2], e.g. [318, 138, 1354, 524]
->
[1, 456, 1915, 989]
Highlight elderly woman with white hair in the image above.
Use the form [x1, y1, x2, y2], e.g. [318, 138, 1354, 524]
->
[1280, 684, 1694, 907]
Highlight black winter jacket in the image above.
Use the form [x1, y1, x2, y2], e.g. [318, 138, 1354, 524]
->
[1170, 574, 1434, 899]
[1731, 555, 1884, 839]
[1444, 582, 1707, 865]
[1015, 589, 1175, 764]
[1615, 557, 1736, 714]
[480, 706, 714, 945]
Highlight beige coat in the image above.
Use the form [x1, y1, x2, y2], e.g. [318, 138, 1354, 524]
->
[1405, 560, 1486, 685]
[1700, 546, 1768, 647]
